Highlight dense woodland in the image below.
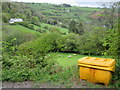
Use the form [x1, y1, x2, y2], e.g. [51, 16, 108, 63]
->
[2, 2, 120, 88]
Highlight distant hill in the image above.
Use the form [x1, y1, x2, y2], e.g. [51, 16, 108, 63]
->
[2, 2, 103, 31]
[25, 3, 101, 23]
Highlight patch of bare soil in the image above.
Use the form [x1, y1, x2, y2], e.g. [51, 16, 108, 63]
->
[2, 80, 107, 88]
[2, 81, 64, 88]
[2, 81, 33, 88]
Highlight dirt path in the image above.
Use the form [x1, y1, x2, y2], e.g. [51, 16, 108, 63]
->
[2, 80, 107, 88]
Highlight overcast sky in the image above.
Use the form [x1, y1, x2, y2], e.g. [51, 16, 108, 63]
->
[10, 0, 119, 7]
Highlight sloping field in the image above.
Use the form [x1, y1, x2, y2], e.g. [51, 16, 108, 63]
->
[48, 52, 108, 68]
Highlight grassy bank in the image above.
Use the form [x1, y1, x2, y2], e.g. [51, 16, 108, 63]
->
[48, 52, 109, 68]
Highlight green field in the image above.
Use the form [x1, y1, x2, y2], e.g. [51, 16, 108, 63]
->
[32, 23, 69, 34]
[4, 23, 69, 36]
[48, 52, 109, 68]
[41, 23, 69, 33]
[26, 3, 101, 22]
[6, 24, 40, 35]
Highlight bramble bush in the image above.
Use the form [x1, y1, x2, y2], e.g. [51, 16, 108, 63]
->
[2, 54, 63, 82]
[103, 21, 120, 88]
[2, 32, 64, 82]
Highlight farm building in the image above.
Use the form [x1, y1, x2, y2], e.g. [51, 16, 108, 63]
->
[9, 18, 23, 24]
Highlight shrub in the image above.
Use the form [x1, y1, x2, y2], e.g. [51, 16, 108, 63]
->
[31, 16, 40, 27]
[36, 28, 46, 33]
[2, 38, 17, 56]
[2, 54, 62, 82]
[103, 21, 120, 87]
[19, 22, 34, 30]
[2, 26, 40, 56]
[28, 24, 34, 30]
[44, 25, 48, 29]
[17, 32, 61, 59]
[2, 13, 11, 23]
[56, 33, 79, 52]
[60, 24, 67, 28]
[49, 27, 61, 33]
[19, 22, 29, 27]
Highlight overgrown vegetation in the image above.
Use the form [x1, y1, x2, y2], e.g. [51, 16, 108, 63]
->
[101, 2, 120, 87]
[2, 1, 120, 88]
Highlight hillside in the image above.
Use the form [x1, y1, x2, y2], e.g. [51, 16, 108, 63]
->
[2, 1, 120, 88]
[2, 2, 103, 32]
[26, 3, 101, 23]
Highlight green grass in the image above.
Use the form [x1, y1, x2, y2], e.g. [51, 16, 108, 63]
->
[46, 52, 108, 88]
[48, 52, 109, 68]
[41, 23, 69, 33]
[49, 52, 86, 68]
[5, 23, 69, 35]
[26, 3, 101, 22]
[7, 24, 40, 35]
[31, 23, 69, 33]
[31, 23, 69, 34]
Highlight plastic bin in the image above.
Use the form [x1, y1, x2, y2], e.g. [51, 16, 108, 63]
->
[78, 57, 115, 86]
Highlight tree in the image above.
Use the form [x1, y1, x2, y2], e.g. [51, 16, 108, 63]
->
[69, 20, 77, 33]
[2, 13, 11, 23]
[28, 24, 34, 30]
[76, 22, 84, 35]
[18, 32, 61, 59]
[77, 27, 106, 55]
[31, 16, 40, 26]
[49, 27, 61, 33]
[102, 2, 119, 60]
[56, 33, 79, 52]
[53, 20, 57, 25]
[99, 2, 118, 29]
[69, 20, 84, 35]
[62, 4, 71, 7]
[102, 2, 120, 87]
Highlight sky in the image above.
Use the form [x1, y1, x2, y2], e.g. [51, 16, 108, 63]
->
[10, 0, 119, 7]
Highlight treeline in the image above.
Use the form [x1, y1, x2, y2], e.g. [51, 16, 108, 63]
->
[5, 28, 106, 59]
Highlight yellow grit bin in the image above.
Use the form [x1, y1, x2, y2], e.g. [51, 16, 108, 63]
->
[78, 57, 115, 86]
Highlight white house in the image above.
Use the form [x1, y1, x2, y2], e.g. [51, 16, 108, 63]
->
[9, 18, 23, 24]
